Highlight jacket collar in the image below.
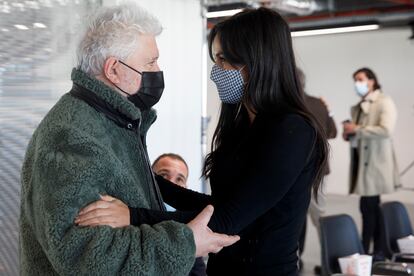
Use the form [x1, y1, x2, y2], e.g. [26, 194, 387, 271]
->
[363, 89, 381, 103]
[359, 89, 381, 114]
[71, 68, 157, 135]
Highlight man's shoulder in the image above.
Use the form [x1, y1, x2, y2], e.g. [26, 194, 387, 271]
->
[31, 94, 112, 153]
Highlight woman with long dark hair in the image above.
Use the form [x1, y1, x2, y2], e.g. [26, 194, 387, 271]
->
[76, 7, 328, 275]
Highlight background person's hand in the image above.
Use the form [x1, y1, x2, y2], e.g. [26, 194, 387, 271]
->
[187, 205, 240, 257]
[75, 195, 130, 228]
[343, 122, 358, 136]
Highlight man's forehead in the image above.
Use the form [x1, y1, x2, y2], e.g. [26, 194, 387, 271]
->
[133, 35, 159, 58]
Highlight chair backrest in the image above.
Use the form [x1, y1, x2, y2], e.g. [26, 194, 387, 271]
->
[381, 201, 413, 258]
[320, 214, 364, 275]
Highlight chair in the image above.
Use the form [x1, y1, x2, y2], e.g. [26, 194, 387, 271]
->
[381, 201, 414, 262]
[320, 214, 364, 275]
[372, 262, 413, 275]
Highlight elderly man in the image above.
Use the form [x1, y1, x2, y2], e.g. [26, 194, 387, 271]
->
[19, 3, 238, 276]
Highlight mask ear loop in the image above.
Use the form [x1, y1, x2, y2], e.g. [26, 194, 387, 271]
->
[234, 101, 243, 121]
[234, 65, 248, 121]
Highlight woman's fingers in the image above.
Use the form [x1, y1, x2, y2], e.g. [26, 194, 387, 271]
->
[75, 207, 113, 224]
[78, 200, 111, 215]
[75, 196, 130, 228]
[77, 215, 117, 227]
[100, 194, 116, 202]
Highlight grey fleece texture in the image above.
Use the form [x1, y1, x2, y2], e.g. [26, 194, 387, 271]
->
[19, 68, 195, 275]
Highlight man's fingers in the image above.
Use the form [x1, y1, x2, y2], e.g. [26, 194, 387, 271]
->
[217, 234, 240, 247]
[202, 233, 240, 256]
[196, 205, 214, 226]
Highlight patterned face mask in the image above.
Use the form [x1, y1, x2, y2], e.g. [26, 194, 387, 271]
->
[210, 64, 245, 104]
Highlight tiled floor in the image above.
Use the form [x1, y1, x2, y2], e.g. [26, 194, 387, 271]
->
[299, 191, 414, 276]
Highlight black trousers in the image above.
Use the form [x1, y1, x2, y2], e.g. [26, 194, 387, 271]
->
[360, 195, 382, 254]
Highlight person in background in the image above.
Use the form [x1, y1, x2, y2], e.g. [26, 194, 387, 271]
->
[75, 8, 329, 275]
[152, 153, 189, 189]
[296, 68, 337, 275]
[19, 3, 239, 275]
[152, 153, 207, 276]
[343, 67, 399, 260]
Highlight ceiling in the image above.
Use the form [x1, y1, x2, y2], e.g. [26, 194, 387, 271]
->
[204, 0, 414, 30]
[0, 0, 101, 84]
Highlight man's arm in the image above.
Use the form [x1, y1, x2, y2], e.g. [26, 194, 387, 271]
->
[326, 114, 337, 139]
[73, 116, 315, 238]
[22, 127, 196, 275]
[355, 97, 397, 139]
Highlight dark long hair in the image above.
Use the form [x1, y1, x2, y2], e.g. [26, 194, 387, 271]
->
[353, 67, 381, 90]
[203, 7, 328, 199]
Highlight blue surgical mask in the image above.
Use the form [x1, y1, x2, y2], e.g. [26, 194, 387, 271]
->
[210, 64, 245, 104]
[355, 81, 369, 97]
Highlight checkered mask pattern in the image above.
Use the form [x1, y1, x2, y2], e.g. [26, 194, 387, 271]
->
[210, 64, 244, 104]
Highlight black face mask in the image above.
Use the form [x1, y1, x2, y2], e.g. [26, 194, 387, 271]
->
[115, 60, 164, 110]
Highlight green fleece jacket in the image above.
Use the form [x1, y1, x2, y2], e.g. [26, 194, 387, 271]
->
[19, 68, 195, 275]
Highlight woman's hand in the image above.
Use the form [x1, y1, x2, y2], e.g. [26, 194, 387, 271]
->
[75, 195, 130, 228]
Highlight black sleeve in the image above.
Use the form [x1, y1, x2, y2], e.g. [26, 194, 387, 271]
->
[326, 114, 337, 139]
[206, 115, 316, 235]
[156, 175, 212, 211]
[189, 257, 207, 276]
[129, 207, 198, 226]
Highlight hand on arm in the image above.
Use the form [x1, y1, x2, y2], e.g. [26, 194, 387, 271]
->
[75, 197, 239, 258]
[75, 195, 130, 227]
[187, 205, 240, 257]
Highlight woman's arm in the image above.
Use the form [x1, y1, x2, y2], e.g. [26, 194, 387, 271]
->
[129, 207, 198, 226]
[76, 195, 198, 226]
[156, 175, 212, 211]
[76, 115, 316, 236]
[206, 115, 317, 235]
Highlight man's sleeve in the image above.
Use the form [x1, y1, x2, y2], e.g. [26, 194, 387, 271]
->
[25, 126, 195, 275]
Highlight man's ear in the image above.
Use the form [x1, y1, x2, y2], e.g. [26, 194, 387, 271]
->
[103, 57, 121, 84]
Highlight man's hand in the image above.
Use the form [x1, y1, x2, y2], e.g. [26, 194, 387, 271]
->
[187, 205, 240, 257]
[342, 121, 359, 141]
[343, 122, 358, 135]
[75, 195, 130, 228]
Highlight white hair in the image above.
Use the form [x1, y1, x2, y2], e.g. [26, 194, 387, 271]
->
[77, 3, 162, 75]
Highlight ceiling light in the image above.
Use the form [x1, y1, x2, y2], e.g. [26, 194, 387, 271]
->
[206, 8, 243, 18]
[33, 22, 47, 28]
[1, 28, 9, 32]
[292, 24, 379, 37]
[14, 24, 29, 30]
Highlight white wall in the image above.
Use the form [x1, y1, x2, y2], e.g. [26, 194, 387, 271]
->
[293, 27, 414, 195]
[206, 27, 414, 195]
[133, 0, 204, 192]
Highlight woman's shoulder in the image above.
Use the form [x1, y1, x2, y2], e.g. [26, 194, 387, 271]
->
[261, 112, 313, 132]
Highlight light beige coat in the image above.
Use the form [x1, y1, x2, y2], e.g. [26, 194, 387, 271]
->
[349, 90, 400, 196]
